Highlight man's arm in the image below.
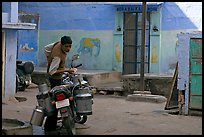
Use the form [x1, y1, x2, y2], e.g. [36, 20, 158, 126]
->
[48, 57, 77, 75]
[48, 57, 61, 75]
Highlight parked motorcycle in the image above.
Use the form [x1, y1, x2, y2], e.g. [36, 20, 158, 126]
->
[30, 54, 93, 135]
[16, 60, 34, 92]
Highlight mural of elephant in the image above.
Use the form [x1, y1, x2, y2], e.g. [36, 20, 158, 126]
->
[77, 38, 100, 57]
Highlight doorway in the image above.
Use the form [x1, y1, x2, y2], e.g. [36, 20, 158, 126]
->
[123, 12, 150, 74]
[189, 38, 202, 112]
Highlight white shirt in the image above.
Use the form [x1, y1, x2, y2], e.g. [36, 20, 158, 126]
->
[48, 56, 61, 75]
[44, 42, 55, 57]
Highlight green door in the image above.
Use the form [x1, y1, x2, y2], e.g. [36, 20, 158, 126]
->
[189, 38, 202, 110]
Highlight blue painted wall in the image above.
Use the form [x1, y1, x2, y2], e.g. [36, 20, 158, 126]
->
[159, 2, 202, 73]
[2, 2, 11, 12]
[3, 29, 18, 97]
[2, 2, 37, 98]
[2, 2, 18, 97]
[18, 2, 116, 70]
[19, 2, 115, 30]
[2, 2, 11, 22]
[161, 2, 198, 30]
[17, 2, 202, 73]
[17, 13, 40, 65]
[177, 31, 202, 115]
[17, 29, 38, 64]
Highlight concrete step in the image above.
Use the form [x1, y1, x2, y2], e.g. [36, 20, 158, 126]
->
[126, 93, 167, 103]
[94, 81, 124, 96]
[82, 71, 121, 86]
[31, 67, 122, 86]
[95, 81, 123, 92]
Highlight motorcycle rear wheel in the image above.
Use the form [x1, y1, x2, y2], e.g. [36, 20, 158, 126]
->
[62, 116, 76, 135]
[75, 114, 87, 124]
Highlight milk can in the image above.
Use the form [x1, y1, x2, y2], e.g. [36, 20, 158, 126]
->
[30, 106, 45, 126]
[36, 84, 56, 116]
[75, 93, 93, 115]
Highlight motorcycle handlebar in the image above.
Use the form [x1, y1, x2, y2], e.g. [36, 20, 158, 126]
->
[71, 63, 82, 68]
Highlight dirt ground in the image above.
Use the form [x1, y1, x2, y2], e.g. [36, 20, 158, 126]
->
[2, 85, 202, 135]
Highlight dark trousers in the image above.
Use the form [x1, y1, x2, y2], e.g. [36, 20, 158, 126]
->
[44, 77, 62, 131]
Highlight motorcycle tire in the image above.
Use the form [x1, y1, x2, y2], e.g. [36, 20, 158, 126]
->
[16, 76, 19, 93]
[16, 75, 27, 92]
[23, 62, 34, 74]
[18, 84, 27, 91]
[75, 114, 88, 124]
[62, 116, 76, 135]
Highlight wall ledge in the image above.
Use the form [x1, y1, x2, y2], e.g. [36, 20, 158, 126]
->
[2, 22, 36, 30]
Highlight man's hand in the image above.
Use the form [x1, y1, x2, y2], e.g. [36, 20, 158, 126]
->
[65, 68, 77, 74]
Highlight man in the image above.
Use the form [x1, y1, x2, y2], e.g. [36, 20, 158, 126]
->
[44, 36, 77, 132]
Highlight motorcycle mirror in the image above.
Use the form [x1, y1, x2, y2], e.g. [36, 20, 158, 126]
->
[72, 54, 80, 61]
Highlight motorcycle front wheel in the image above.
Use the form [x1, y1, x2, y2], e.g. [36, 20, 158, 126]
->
[62, 116, 76, 135]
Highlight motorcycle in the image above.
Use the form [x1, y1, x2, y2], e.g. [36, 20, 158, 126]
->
[30, 54, 93, 135]
[16, 60, 34, 92]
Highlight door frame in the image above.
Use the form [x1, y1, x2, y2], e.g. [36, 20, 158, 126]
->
[2, 31, 5, 96]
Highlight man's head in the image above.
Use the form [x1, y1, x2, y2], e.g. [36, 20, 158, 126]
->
[61, 36, 72, 53]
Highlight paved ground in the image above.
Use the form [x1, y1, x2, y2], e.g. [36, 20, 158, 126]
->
[2, 83, 202, 135]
